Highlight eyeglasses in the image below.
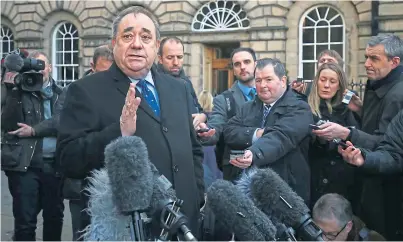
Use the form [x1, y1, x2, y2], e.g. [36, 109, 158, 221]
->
[322, 222, 348, 241]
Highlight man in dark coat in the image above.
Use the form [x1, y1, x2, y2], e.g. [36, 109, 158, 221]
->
[56, 6, 204, 239]
[223, 58, 313, 203]
[313, 34, 403, 240]
[339, 108, 403, 174]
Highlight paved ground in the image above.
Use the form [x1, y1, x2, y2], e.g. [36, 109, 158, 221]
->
[1, 172, 73, 241]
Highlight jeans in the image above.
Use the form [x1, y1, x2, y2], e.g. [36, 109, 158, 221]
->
[5, 165, 64, 241]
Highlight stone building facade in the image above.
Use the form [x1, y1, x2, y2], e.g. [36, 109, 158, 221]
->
[1, 0, 403, 95]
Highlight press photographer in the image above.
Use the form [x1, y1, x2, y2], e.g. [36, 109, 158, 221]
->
[1, 50, 65, 241]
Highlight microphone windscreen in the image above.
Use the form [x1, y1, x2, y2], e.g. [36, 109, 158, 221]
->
[104, 136, 154, 213]
[4, 53, 24, 72]
[83, 168, 131, 241]
[207, 180, 277, 241]
[239, 167, 310, 228]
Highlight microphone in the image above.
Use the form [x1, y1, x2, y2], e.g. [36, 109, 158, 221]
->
[236, 168, 323, 241]
[207, 179, 277, 241]
[104, 136, 154, 214]
[104, 136, 155, 241]
[147, 162, 197, 241]
[4, 53, 24, 72]
[83, 168, 132, 241]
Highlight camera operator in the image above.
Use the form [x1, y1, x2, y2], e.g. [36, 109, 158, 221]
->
[1, 50, 65, 241]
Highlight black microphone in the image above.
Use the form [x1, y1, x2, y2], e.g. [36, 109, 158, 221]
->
[236, 168, 323, 241]
[207, 179, 277, 241]
[104, 136, 154, 241]
[147, 162, 197, 241]
[4, 53, 24, 72]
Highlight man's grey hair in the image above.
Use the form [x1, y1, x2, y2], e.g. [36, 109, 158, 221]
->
[28, 50, 49, 62]
[312, 193, 353, 227]
[255, 58, 286, 79]
[112, 6, 160, 40]
[367, 34, 403, 61]
[93, 45, 113, 66]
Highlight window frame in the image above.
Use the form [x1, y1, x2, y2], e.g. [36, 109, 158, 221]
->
[298, 5, 346, 79]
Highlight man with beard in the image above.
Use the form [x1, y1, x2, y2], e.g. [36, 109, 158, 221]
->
[157, 37, 207, 128]
[197, 47, 257, 181]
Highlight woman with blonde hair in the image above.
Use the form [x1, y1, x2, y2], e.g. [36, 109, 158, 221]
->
[198, 90, 214, 113]
[197, 90, 222, 187]
[307, 63, 359, 210]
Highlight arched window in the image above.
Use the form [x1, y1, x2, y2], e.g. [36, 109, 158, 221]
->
[299, 6, 345, 79]
[192, 0, 250, 32]
[1, 25, 14, 58]
[52, 22, 79, 87]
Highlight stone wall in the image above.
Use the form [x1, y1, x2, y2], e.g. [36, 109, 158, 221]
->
[1, 0, 402, 94]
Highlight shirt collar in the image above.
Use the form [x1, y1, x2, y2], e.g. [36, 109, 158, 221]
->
[128, 71, 154, 86]
[237, 81, 256, 97]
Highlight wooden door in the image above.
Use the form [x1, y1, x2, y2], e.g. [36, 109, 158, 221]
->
[204, 46, 234, 96]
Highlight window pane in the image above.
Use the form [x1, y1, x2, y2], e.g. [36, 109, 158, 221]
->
[330, 27, 343, 42]
[303, 46, 314, 60]
[331, 15, 343, 25]
[65, 38, 71, 51]
[56, 39, 63, 51]
[316, 45, 329, 59]
[327, 7, 338, 20]
[316, 27, 329, 43]
[303, 28, 314, 43]
[330, 44, 343, 58]
[308, 10, 318, 21]
[318, 7, 328, 19]
[303, 63, 315, 79]
[73, 52, 79, 65]
[303, 18, 315, 27]
[317, 20, 328, 27]
[57, 53, 64, 65]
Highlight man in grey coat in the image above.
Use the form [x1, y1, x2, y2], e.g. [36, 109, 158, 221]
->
[197, 47, 257, 181]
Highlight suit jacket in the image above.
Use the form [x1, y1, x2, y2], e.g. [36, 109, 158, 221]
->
[223, 87, 313, 203]
[56, 62, 205, 235]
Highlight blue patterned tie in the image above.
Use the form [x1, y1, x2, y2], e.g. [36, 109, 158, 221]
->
[260, 105, 271, 128]
[249, 88, 256, 100]
[137, 79, 160, 117]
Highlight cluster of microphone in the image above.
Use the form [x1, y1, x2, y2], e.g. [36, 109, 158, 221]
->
[84, 136, 196, 241]
[83, 135, 323, 241]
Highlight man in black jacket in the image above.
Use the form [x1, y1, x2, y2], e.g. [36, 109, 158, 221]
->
[57, 6, 204, 240]
[339, 109, 403, 174]
[223, 58, 313, 203]
[157, 36, 207, 127]
[1, 51, 65, 241]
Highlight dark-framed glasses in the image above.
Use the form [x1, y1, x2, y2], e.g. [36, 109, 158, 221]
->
[322, 222, 348, 241]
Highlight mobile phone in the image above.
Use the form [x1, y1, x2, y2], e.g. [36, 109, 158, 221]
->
[196, 128, 210, 133]
[342, 90, 354, 105]
[295, 77, 303, 83]
[230, 150, 245, 160]
[309, 124, 321, 130]
[333, 139, 355, 150]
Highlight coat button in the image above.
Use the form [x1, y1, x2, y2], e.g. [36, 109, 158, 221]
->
[163, 127, 168, 132]
[323, 178, 328, 184]
[173, 165, 179, 172]
[30, 146, 33, 149]
[330, 161, 336, 165]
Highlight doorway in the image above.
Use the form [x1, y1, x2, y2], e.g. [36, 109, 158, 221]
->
[204, 42, 240, 95]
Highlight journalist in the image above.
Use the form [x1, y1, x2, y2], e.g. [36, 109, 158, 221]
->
[313, 193, 385, 241]
[1, 50, 65, 241]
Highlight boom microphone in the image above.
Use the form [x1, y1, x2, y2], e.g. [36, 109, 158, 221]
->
[104, 136, 154, 214]
[207, 180, 277, 241]
[4, 53, 24, 72]
[236, 168, 323, 241]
